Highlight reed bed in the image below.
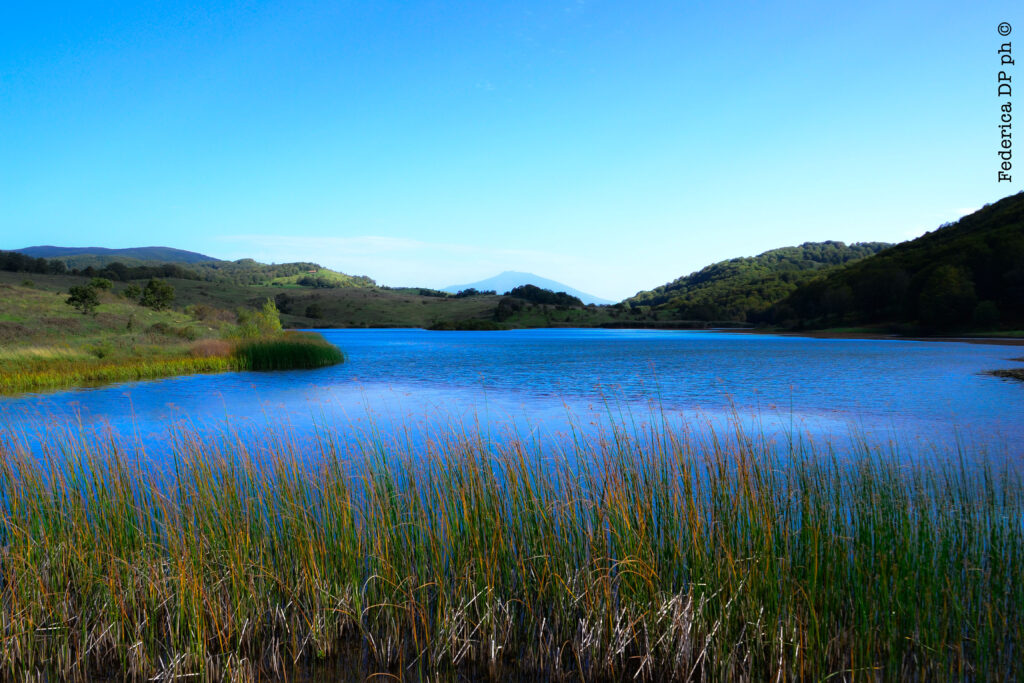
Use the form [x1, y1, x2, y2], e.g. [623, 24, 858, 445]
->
[233, 332, 345, 371]
[0, 419, 1020, 681]
[0, 332, 344, 394]
[0, 355, 239, 394]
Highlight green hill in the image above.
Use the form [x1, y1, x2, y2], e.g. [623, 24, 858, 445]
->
[16, 245, 220, 267]
[625, 241, 891, 322]
[2, 249, 375, 290]
[774, 193, 1024, 332]
[188, 259, 376, 288]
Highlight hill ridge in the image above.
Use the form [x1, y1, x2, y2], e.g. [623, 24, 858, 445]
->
[443, 271, 612, 305]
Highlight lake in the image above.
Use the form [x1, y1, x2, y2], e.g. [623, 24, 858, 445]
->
[1, 328, 1022, 464]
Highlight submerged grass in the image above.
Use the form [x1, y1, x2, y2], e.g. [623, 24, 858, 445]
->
[0, 420, 1021, 681]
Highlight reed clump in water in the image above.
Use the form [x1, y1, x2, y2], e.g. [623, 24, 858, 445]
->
[0, 421, 1020, 681]
[232, 331, 345, 370]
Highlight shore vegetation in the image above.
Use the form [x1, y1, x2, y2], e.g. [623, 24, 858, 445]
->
[0, 278, 343, 394]
[0, 419, 1019, 681]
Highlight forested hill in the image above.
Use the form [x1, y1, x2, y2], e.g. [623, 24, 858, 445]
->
[772, 192, 1024, 331]
[624, 241, 891, 322]
[16, 246, 219, 267]
[1, 249, 375, 289]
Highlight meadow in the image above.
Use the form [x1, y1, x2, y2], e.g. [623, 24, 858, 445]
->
[0, 278, 343, 394]
[0, 416, 1019, 681]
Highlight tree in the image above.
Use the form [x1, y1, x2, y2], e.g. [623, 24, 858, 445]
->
[89, 277, 113, 291]
[918, 265, 976, 329]
[236, 299, 283, 338]
[140, 279, 175, 310]
[66, 285, 100, 315]
[973, 300, 1001, 328]
[255, 298, 283, 335]
[123, 284, 142, 301]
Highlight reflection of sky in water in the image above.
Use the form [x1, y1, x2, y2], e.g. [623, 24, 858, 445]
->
[1, 329, 1022, 465]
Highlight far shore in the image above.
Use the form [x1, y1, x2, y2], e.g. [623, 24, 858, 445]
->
[719, 327, 1024, 347]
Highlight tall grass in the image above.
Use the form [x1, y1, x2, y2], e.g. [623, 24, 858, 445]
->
[0, 419, 1020, 681]
[0, 355, 239, 394]
[0, 332, 344, 394]
[233, 331, 345, 370]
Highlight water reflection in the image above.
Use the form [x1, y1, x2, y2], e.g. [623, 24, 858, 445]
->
[1, 329, 1020, 464]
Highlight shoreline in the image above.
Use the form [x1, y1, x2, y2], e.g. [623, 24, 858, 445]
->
[0, 332, 344, 396]
[719, 327, 1024, 347]
[302, 322, 1024, 346]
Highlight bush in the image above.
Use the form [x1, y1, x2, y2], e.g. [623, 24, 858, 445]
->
[90, 277, 113, 291]
[140, 279, 175, 310]
[66, 285, 100, 315]
[235, 299, 283, 339]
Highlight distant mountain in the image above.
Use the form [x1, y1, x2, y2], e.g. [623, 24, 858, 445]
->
[625, 241, 892, 321]
[443, 271, 613, 305]
[775, 193, 1024, 331]
[16, 246, 220, 267]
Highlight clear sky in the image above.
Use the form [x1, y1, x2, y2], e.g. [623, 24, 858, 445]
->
[1, 1, 1020, 300]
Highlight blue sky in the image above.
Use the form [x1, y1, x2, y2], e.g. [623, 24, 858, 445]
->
[0, 1, 1019, 300]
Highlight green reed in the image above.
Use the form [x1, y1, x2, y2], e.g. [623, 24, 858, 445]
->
[232, 331, 345, 371]
[0, 355, 240, 394]
[0, 332, 344, 394]
[0, 420, 1020, 681]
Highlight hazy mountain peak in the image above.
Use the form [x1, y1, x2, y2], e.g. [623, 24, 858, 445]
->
[443, 272, 612, 305]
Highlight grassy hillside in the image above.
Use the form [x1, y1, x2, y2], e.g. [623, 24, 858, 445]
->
[2, 248, 376, 290]
[774, 193, 1024, 332]
[0, 272, 343, 393]
[625, 241, 891, 322]
[0, 269, 660, 335]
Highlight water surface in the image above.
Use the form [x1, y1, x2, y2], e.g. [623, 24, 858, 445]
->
[2, 329, 1021, 463]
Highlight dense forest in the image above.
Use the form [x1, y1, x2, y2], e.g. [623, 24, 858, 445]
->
[771, 192, 1024, 332]
[625, 241, 891, 322]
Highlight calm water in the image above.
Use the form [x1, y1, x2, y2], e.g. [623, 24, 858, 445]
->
[1, 329, 1022, 462]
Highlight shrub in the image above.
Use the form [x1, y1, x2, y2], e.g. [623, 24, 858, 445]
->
[66, 285, 100, 315]
[140, 279, 175, 310]
[235, 299, 283, 338]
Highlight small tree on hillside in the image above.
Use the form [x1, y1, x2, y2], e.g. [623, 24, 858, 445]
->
[255, 298, 283, 336]
[140, 278, 175, 311]
[66, 285, 100, 315]
[235, 299, 283, 339]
